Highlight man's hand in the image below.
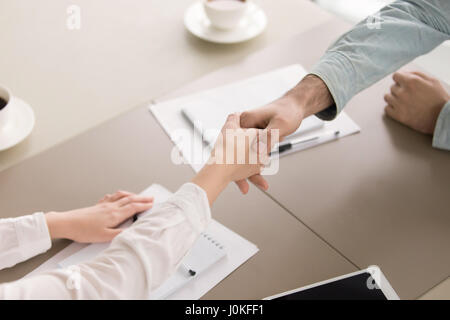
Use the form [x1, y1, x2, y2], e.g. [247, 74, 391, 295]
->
[384, 71, 450, 135]
[237, 74, 334, 194]
[240, 74, 333, 141]
[193, 113, 268, 201]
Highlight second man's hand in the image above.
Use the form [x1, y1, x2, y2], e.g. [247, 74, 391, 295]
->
[384, 71, 450, 135]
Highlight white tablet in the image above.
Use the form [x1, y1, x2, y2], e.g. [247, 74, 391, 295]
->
[265, 266, 400, 300]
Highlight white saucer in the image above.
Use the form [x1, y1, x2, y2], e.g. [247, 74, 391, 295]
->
[184, 1, 267, 44]
[0, 98, 35, 152]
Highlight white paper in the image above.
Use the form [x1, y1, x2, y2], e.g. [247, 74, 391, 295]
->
[150, 64, 360, 173]
[167, 220, 258, 300]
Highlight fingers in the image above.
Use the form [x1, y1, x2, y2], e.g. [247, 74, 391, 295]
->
[224, 113, 241, 130]
[384, 93, 398, 109]
[109, 202, 154, 228]
[390, 84, 401, 98]
[249, 174, 269, 191]
[99, 190, 134, 203]
[411, 71, 432, 81]
[384, 104, 401, 122]
[384, 92, 403, 122]
[262, 116, 287, 151]
[393, 71, 429, 87]
[392, 71, 410, 86]
[109, 190, 134, 202]
[117, 195, 154, 207]
[234, 175, 269, 195]
[122, 202, 154, 218]
[235, 179, 249, 194]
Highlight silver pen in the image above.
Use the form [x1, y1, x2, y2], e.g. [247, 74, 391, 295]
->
[272, 130, 340, 154]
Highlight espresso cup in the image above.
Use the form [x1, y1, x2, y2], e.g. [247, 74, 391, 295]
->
[203, 0, 248, 30]
[0, 86, 12, 131]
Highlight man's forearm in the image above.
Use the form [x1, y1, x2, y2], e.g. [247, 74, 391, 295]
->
[240, 74, 337, 138]
[281, 74, 334, 119]
[310, 0, 450, 118]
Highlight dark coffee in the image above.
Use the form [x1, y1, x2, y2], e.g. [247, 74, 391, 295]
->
[0, 97, 7, 111]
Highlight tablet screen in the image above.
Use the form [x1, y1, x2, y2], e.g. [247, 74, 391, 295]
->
[273, 272, 387, 300]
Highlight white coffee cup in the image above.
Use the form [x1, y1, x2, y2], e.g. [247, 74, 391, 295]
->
[0, 86, 13, 131]
[203, 0, 248, 30]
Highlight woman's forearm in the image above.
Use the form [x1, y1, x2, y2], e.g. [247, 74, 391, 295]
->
[0, 183, 211, 299]
[191, 164, 231, 206]
[0, 213, 51, 270]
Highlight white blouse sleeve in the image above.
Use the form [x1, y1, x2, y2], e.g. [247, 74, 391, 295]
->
[0, 183, 211, 299]
[0, 212, 52, 270]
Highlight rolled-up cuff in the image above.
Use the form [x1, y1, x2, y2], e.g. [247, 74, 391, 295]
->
[432, 101, 450, 151]
[14, 212, 52, 262]
[310, 51, 357, 120]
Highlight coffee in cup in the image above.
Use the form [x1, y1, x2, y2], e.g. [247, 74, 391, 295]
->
[0, 86, 12, 130]
[0, 98, 7, 111]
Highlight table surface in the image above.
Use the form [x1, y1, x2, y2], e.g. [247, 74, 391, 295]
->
[0, 2, 449, 300]
[0, 0, 331, 172]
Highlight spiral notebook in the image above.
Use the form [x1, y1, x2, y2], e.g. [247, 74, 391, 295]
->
[148, 232, 226, 299]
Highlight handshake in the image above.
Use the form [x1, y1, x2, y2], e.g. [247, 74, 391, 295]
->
[201, 70, 450, 197]
[197, 75, 329, 196]
[199, 104, 296, 196]
[205, 113, 273, 195]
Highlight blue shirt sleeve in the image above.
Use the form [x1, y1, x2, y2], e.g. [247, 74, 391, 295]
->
[310, 0, 450, 120]
[433, 101, 450, 151]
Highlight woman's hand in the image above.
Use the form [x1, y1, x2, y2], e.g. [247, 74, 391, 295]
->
[192, 113, 267, 205]
[45, 191, 154, 243]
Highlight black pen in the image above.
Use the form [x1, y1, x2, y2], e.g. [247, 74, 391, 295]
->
[271, 130, 340, 155]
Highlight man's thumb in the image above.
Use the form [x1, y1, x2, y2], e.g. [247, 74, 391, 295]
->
[240, 109, 271, 129]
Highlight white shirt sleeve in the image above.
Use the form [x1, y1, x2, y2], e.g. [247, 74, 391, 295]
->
[432, 101, 450, 151]
[0, 183, 211, 299]
[0, 212, 52, 270]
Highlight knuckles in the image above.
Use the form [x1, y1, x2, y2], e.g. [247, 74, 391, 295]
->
[405, 76, 422, 89]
